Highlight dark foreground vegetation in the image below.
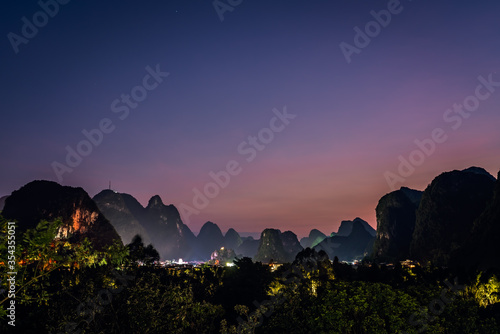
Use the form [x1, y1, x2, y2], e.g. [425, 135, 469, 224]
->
[1, 218, 499, 334]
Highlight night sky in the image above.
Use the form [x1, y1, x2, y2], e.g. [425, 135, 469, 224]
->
[2, 0, 499, 238]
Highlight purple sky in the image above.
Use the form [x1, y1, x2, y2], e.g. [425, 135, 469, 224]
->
[1, 0, 499, 238]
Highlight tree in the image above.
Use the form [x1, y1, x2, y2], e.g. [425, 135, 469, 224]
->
[126, 234, 159, 266]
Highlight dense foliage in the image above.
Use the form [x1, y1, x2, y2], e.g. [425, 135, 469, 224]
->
[1, 216, 499, 333]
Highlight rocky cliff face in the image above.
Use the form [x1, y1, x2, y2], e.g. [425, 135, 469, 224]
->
[2, 180, 121, 249]
[280, 231, 303, 257]
[93, 190, 152, 245]
[410, 167, 495, 266]
[254, 229, 290, 263]
[253, 229, 303, 263]
[373, 187, 422, 262]
[143, 195, 197, 261]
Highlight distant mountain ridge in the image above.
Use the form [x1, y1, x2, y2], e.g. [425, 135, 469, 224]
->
[10, 165, 499, 270]
[336, 217, 376, 237]
[314, 218, 375, 262]
[94, 191, 258, 261]
[94, 190, 198, 261]
[2, 181, 379, 263]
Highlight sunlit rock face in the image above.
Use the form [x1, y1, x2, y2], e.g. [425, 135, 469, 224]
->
[373, 187, 422, 262]
[55, 208, 98, 238]
[2, 180, 121, 249]
[410, 167, 496, 266]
